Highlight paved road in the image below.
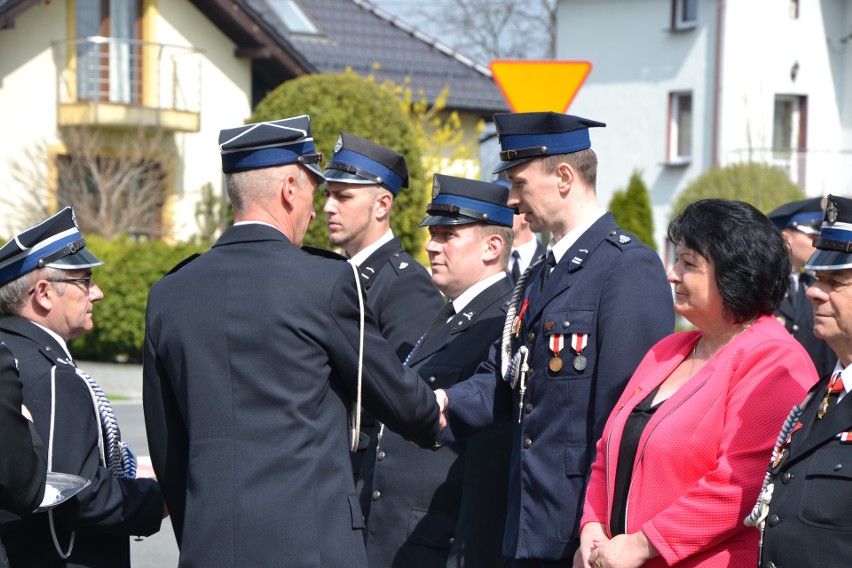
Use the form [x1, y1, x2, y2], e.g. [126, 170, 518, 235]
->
[85, 361, 180, 567]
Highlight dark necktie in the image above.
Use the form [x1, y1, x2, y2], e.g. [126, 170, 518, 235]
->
[404, 301, 455, 364]
[428, 301, 455, 335]
[510, 250, 521, 283]
[542, 250, 556, 283]
[818, 370, 845, 419]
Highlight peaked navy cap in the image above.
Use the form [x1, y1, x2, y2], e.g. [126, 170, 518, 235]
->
[805, 195, 852, 270]
[493, 111, 606, 174]
[323, 132, 408, 196]
[419, 174, 513, 228]
[219, 115, 325, 180]
[0, 207, 103, 287]
[767, 197, 823, 235]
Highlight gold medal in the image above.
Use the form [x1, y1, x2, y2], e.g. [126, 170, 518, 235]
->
[549, 356, 563, 372]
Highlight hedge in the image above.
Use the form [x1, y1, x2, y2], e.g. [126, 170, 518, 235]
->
[70, 236, 207, 362]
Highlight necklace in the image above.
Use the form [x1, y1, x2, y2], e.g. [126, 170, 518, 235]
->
[688, 339, 700, 379]
[689, 317, 759, 380]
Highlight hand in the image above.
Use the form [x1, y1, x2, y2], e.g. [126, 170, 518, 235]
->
[434, 389, 448, 430]
[578, 522, 609, 568]
[21, 404, 33, 422]
[588, 531, 657, 568]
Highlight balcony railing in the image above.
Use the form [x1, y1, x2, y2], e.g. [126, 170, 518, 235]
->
[52, 37, 202, 132]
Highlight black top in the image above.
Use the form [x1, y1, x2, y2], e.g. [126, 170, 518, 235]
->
[611, 385, 662, 535]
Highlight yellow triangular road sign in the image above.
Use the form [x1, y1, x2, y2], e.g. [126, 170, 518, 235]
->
[490, 60, 592, 113]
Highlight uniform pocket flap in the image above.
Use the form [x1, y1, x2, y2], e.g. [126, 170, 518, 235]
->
[565, 443, 590, 477]
[543, 307, 594, 336]
[418, 363, 464, 390]
[806, 448, 852, 480]
[407, 507, 456, 549]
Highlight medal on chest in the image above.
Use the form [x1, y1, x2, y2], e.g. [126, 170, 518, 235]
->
[571, 333, 588, 371]
[771, 421, 803, 468]
[548, 333, 564, 372]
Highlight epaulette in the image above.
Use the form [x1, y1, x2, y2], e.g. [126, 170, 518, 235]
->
[165, 253, 201, 276]
[302, 245, 347, 261]
[388, 251, 415, 275]
[606, 229, 634, 249]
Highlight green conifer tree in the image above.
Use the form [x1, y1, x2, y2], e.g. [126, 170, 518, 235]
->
[609, 170, 656, 251]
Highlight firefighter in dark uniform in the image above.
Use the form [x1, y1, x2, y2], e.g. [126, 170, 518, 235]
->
[434, 112, 675, 566]
[0, 343, 46, 568]
[768, 197, 836, 381]
[0, 209, 163, 567]
[143, 115, 442, 567]
[359, 174, 515, 568]
[750, 194, 852, 568]
[323, 132, 444, 475]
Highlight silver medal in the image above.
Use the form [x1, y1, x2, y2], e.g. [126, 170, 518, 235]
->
[573, 354, 587, 371]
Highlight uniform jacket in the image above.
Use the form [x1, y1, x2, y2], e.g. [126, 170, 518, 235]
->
[143, 223, 441, 568]
[359, 276, 513, 568]
[774, 272, 835, 382]
[357, 237, 444, 362]
[352, 237, 444, 476]
[444, 213, 675, 561]
[581, 316, 817, 567]
[0, 342, 46, 568]
[0, 316, 163, 568]
[0, 342, 46, 515]
[760, 364, 852, 568]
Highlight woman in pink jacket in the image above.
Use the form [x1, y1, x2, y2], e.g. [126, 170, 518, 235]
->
[576, 199, 818, 568]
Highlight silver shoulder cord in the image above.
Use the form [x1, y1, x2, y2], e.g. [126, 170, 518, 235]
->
[350, 260, 365, 453]
[744, 390, 815, 540]
[500, 254, 545, 423]
[48, 365, 76, 559]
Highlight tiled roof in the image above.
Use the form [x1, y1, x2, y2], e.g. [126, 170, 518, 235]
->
[242, 0, 509, 117]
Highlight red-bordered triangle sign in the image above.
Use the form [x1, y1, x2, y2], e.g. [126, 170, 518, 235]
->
[490, 60, 592, 113]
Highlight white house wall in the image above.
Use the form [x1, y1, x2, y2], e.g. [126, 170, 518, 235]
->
[155, 0, 253, 241]
[0, 0, 253, 241]
[0, 2, 66, 236]
[557, 0, 852, 253]
[557, 0, 719, 253]
[720, 0, 850, 198]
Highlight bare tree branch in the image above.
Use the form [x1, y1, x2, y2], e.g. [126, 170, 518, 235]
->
[410, 0, 556, 63]
[5, 126, 168, 238]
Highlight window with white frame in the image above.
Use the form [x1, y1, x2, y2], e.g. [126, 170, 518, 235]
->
[772, 95, 807, 185]
[268, 0, 320, 35]
[667, 92, 693, 164]
[671, 0, 698, 30]
[790, 0, 800, 19]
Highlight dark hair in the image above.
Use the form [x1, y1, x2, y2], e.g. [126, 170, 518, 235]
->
[667, 199, 791, 324]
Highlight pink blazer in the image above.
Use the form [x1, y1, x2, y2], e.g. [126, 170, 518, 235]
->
[580, 315, 818, 567]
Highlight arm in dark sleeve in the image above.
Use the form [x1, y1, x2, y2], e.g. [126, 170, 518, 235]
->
[374, 267, 444, 362]
[328, 266, 441, 448]
[27, 366, 163, 537]
[443, 337, 513, 440]
[0, 344, 46, 514]
[142, 312, 187, 545]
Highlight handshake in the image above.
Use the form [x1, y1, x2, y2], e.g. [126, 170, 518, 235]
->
[434, 389, 448, 430]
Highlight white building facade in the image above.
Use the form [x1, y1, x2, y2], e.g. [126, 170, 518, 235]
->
[557, 0, 852, 252]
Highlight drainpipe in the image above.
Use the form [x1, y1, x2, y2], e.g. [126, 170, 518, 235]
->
[711, 0, 726, 167]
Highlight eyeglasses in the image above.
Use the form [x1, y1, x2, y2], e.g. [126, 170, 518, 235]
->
[47, 276, 94, 292]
